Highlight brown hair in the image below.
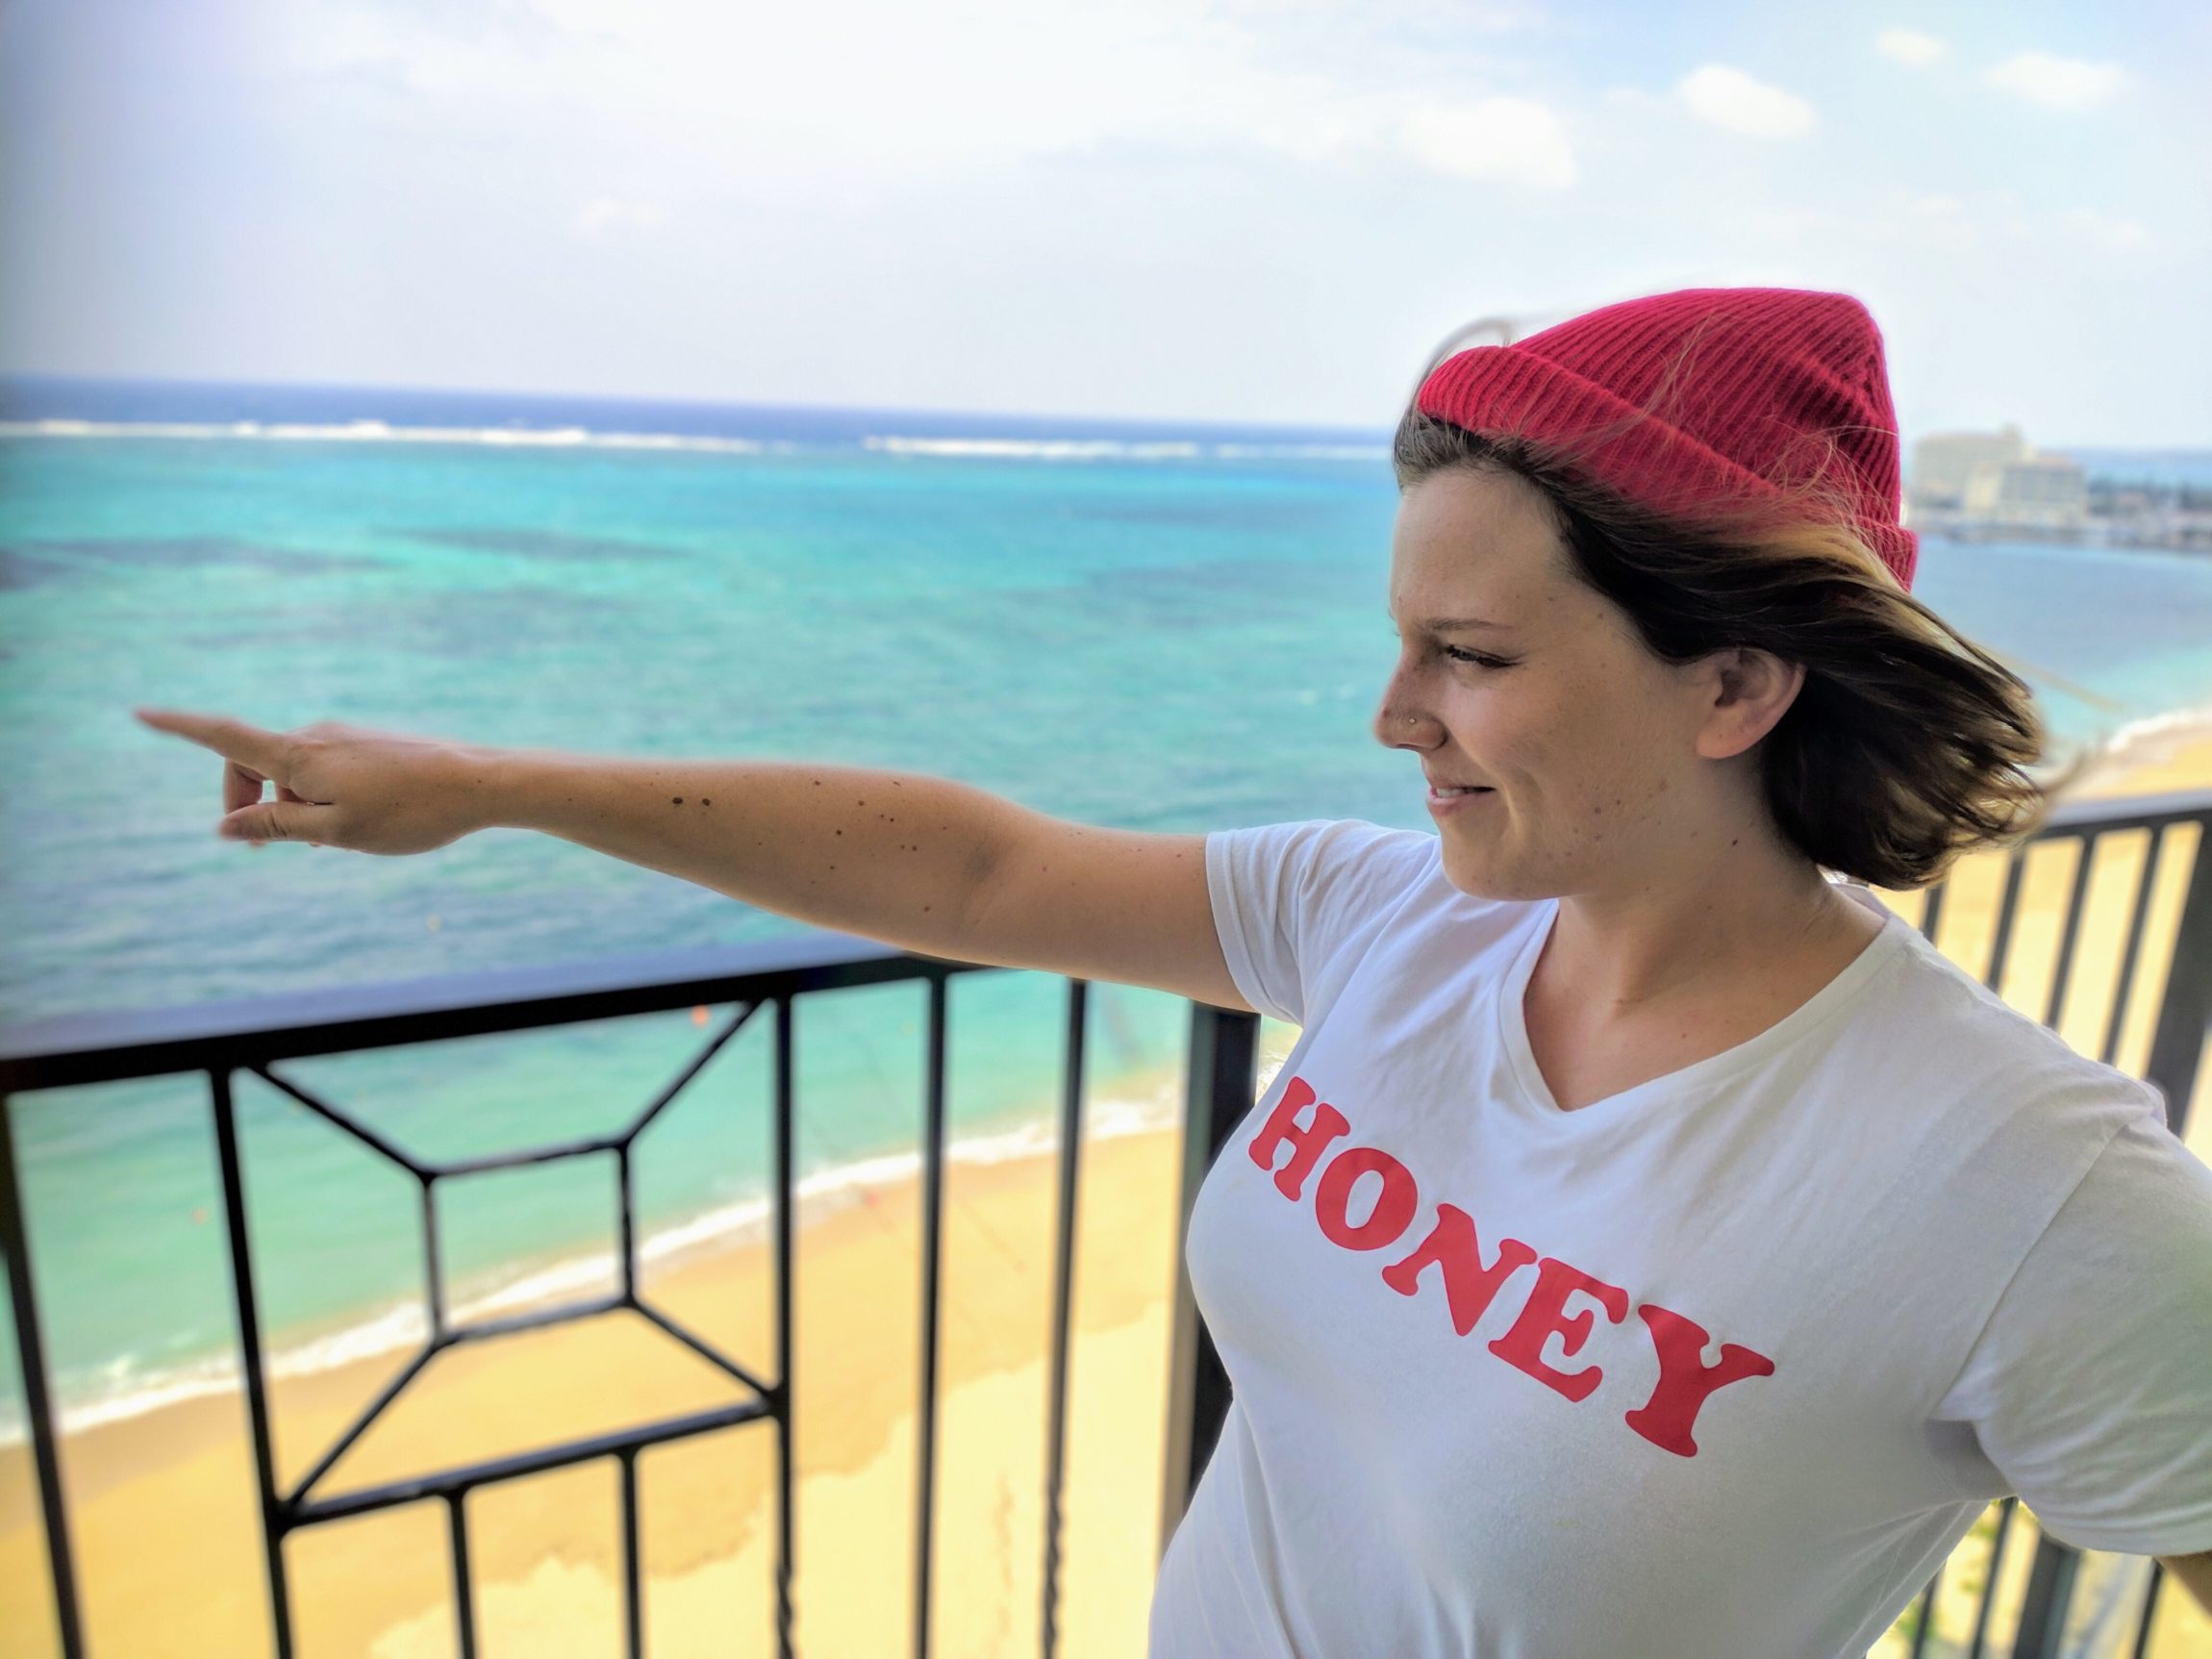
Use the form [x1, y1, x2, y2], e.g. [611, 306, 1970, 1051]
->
[1391, 406, 2089, 891]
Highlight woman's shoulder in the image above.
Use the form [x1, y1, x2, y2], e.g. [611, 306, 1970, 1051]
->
[1844, 889, 2169, 1126]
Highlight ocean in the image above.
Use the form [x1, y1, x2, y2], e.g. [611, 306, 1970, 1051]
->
[4, 375, 2211, 1446]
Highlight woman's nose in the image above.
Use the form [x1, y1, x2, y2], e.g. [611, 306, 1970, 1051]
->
[1372, 690, 1429, 750]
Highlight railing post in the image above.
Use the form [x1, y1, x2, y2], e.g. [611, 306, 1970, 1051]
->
[210, 1068, 297, 1659]
[0, 1093, 88, 1659]
[2011, 1532, 2081, 1659]
[1039, 978, 1089, 1659]
[2143, 825, 2212, 1138]
[1158, 1003, 1259, 1559]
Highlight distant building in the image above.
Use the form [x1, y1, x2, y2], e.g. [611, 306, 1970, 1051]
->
[1965, 457, 2089, 528]
[1908, 426, 2026, 510]
[1908, 425, 2086, 529]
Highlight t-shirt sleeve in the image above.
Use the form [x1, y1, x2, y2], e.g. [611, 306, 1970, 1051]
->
[1203, 818, 1439, 1028]
[1932, 1097, 2212, 1556]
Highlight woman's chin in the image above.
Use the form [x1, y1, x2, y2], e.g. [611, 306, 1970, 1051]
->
[1438, 833, 1551, 906]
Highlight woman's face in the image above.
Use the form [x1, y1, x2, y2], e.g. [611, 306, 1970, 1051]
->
[1373, 465, 1758, 903]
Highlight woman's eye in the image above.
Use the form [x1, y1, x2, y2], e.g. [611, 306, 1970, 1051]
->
[1388, 630, 1509, 670]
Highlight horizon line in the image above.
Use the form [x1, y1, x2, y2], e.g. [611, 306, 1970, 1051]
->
[3, 369, 2208, 456]
[0, 368, 1402, 442]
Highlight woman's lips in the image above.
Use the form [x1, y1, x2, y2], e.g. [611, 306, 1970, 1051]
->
[1427, 785, 1496, 816]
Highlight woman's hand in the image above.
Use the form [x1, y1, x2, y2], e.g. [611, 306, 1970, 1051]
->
[133, 708, 494, 856]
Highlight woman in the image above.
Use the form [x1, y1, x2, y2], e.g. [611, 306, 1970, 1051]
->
[137, 287, 2212, 1655]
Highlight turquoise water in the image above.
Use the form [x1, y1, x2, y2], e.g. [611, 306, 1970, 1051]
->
[4, 382, 2211, 1443]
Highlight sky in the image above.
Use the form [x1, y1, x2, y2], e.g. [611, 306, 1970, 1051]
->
[2, 0, 2208, 446]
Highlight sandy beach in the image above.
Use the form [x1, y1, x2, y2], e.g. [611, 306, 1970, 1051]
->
[5, 722, 2212, 1659]
[0, 1082, 1215, 1659]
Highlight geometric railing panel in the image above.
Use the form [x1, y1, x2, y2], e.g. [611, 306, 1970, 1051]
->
[265, 1006, 750, 1168]
[313, 1310, 751, 1500]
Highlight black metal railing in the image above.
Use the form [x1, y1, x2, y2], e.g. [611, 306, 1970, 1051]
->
[4, 782, 2209, 1658]
[0, 934, 1194, 1659]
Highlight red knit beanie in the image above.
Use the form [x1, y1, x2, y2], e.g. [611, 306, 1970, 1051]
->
[1415, 287, 1918, 591]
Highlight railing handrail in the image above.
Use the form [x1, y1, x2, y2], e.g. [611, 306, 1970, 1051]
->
[2032, 780, 2212, 832]
[9, 780, 2208, 1093]
[0, 930, 968, 1092]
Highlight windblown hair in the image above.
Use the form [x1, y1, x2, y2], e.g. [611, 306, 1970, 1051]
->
[1392, 406, 2089, 892]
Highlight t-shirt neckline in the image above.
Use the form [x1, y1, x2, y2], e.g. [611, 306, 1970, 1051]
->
[1494, 885, 1911, 1127]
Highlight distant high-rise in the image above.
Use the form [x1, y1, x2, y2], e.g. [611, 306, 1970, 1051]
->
[1908, 425, 2086, 528]
[1965, 457, 2089, 526]
[1909, 426, 2027, 510]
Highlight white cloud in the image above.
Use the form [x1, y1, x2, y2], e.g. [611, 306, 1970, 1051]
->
[1397, 98, 1577, 189]
[1874, 29, 1946, 69]
[1903, 195, 1981, 250]
[1215, 0, 1544, 23]
[575, 199, 666, 238]
[1984, 51, 2125, 112]
[258, 0, 1581, 195]
[1786, 192, 2150, 260]
[2057, 208, 2149, 252]
[1674, 64, 1816, 138]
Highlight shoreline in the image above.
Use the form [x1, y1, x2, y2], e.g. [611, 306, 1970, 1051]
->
[2049, 697, 2212, 801]
[0, 1067, 1194, 1454]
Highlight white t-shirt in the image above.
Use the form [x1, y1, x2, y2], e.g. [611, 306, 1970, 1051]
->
[1150, 818, 2212, 1659]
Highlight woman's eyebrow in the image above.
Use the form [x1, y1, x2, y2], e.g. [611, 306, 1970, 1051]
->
[1387, 611, 1512, 633]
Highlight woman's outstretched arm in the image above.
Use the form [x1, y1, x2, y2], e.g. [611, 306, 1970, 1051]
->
[481, 747, 1016, 961]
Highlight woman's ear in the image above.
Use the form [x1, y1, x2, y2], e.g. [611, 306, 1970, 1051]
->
[1696, 647, 1806, 762]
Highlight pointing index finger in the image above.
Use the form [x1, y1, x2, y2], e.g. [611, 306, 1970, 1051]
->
[134, 707, 276, 760]
[133, 708, 287, 810]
